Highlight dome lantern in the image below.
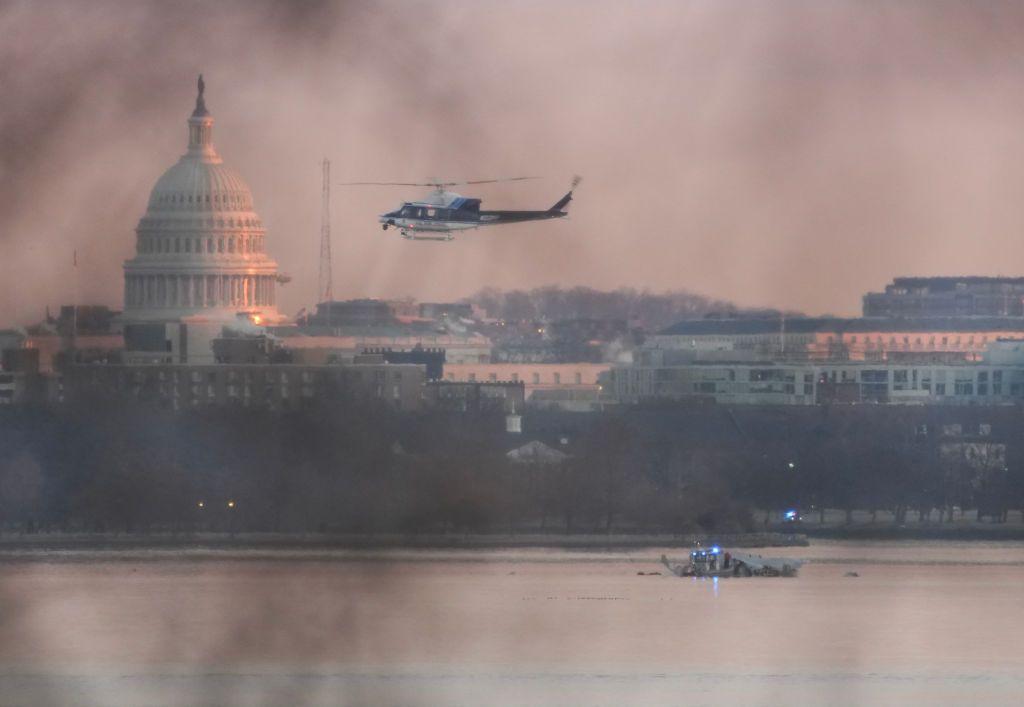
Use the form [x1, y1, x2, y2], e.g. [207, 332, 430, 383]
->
[187, 74, 217, 159]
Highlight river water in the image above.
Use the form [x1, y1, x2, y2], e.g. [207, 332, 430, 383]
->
[1, 541, 1023, 705]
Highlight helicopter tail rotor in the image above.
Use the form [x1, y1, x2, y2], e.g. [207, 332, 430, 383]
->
[548, 176, 582, 213]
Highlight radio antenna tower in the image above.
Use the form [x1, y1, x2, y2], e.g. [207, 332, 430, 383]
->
[318, 158, 334, 306]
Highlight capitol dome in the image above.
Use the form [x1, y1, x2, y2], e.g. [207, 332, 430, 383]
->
[123, 76, 283, 324]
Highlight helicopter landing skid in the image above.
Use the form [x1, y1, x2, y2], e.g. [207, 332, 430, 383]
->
[401, 231, 453, 242]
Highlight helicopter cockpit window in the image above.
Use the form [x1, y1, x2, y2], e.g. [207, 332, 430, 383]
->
[399, 205, 415, 217]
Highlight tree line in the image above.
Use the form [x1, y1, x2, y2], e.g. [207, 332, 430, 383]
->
[2, 398, 1024, 536]
[466, 285, 796, 331]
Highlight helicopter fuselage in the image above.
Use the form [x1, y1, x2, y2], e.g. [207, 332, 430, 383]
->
[378, 188, 572, 241]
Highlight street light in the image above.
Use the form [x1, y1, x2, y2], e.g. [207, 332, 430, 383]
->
[227, 500, 236, 509]
[197, 500, 205, 509]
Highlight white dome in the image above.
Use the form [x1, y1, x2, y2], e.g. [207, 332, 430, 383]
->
[147, 158, 256, 213]
[123, 78, 284, 327]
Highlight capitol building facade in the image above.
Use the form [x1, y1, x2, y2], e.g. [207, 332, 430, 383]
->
[123, 77, 285, 363]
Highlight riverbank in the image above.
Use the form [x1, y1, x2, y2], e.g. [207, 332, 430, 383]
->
[776, 507, 1024, 540]
[0, 531, 807, 554]
[800, 523, 1024, 540]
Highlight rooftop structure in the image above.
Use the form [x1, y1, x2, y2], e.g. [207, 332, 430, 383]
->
[650, 316, 1024, 363]
[305, 299, 395, 328]
[863, 277, 1024, 317]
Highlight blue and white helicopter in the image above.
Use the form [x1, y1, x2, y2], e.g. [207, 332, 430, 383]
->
[342, 176, 580, 241]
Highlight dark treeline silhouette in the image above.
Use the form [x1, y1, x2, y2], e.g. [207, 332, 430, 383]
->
[466, 286, 798, 330]
[2, 398, 1024, 536]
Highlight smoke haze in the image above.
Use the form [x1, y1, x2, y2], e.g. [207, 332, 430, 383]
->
[4, 0, 1024, 325]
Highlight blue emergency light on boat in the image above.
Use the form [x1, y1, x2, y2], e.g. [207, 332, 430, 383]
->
[784, 510, 798, 520]
[711, 546, 721, 554]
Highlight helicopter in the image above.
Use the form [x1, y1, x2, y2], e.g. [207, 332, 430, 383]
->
[341, 176, 580, 241]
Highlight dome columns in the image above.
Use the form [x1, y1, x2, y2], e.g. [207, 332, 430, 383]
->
[125, 273, 275, 310]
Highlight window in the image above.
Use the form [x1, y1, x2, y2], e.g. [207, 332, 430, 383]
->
[574, 372, 582, 384]
[218, 239, 224, 252]
[954, 380, 973, 396]
[893, 370, 908, 391]
[553, 373, 561, 384]
[979, 423, 992, 436]
[532, 373, 540, 384]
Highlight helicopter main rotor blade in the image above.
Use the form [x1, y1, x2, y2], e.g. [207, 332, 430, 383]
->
[338, 181, 456, 187]
[339, 177, 540, 187]
[463, 176, 539, 185]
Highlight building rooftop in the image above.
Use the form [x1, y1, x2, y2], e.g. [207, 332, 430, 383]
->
[658, 317, 1024, 337]
[886, 276, 1024, 291]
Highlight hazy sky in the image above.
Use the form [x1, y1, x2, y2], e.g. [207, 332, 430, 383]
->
[4, 0, 1024, 325]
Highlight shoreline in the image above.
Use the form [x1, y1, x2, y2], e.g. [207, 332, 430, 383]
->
[0, 531, 806, 554]
[3, 526, 1023, 559]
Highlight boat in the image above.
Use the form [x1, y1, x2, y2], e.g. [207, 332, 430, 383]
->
[660, 546, 802, 578]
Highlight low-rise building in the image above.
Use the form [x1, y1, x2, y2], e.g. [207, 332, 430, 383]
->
[424, 380, 525, 414]
[863, 276, 1024, 317]
[441, 362, 606, 409]
[274, 330, 492, 365]
[63, 361, 426, 412]
[648, 316, 1024, 364]
[610, 339, 1024, 406]
[0, 348, 45, 405]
